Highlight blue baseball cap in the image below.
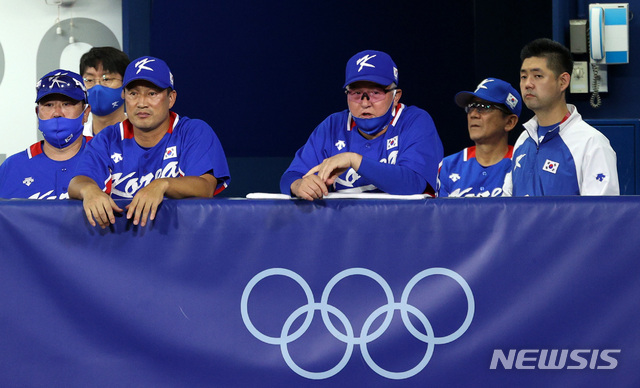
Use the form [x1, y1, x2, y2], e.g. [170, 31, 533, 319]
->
[455, 78, 522, 117]
[343, 50, 398, 88]
[35, 69, 87, 103]
[123, 56, 174, 89]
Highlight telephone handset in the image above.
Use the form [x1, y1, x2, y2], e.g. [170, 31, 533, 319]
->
[590, 7, 605, 61]
[584, 3, 630, 108]
[589, 6, 605, 108]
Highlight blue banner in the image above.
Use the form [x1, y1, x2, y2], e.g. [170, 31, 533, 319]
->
[1, 197, 639, 387]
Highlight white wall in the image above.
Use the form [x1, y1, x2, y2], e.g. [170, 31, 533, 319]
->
[0, 0, 122, 161]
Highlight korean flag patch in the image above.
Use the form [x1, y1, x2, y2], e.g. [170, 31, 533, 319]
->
[164, 146, 177, 160]
[506, 93, 518, 110]
[543, 159, 559, 174]
[387, 136, 398, 150]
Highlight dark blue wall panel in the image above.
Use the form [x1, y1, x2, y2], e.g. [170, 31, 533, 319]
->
[147, 1, 476, 158]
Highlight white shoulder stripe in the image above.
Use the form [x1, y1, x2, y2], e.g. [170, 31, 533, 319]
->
[391, 103, 405, 126]
[173, 113, 180, 129]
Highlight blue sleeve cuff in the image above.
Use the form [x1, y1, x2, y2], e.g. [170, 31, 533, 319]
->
[357, 157, 427, 194]
[280, 171, 302, 195]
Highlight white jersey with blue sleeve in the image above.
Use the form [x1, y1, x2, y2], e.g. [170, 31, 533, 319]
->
[503, 105, 618, 196]
[74, 112, 230, 199]
[0, 138, 91, 200]
[437, 146, 513, 197]
[280, 103, 443, 196]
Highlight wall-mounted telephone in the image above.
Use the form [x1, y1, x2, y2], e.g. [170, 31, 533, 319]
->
[569, 3, 629, 108]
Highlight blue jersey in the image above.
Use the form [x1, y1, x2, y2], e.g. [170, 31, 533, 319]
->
[503, 105, 618, 196]
[75, 112, 230, 199]
[280, 104, 443, 195]
[437, 146, 513, 197]
[0, 138, 91, 200]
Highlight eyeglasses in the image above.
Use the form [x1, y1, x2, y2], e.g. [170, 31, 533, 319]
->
[345, 88, 395, 103]
[465, 102, 510, 115]
[83, 75, 123, 88]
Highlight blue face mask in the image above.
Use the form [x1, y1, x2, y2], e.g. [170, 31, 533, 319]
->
[87, 85, 124, 116]
[38, 109, 86, 148]
[352, 90, 397, 136]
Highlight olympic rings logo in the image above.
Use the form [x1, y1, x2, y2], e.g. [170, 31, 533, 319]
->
[240, 267, 475, 380]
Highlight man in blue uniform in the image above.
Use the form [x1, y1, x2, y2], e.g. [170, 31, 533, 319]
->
[503, 38, 618, 196]
[437, 78, 521, 197]
[0, 69, 91, 199]
[280, 50, 443, 200]
[69, 56, 230, 228]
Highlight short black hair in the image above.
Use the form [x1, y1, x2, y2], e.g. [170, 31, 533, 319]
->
[79, 47, 130, 77]
[520, 38, 573, 77]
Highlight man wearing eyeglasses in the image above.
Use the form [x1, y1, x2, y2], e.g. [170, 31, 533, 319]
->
[503, 38, 618, 196]
[69, 56, 230, 228]
[0, 70, 91, 199]
[280, 50, 443, 200]
[437, 78, 521, 197]
[80, 47, 130, 135]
